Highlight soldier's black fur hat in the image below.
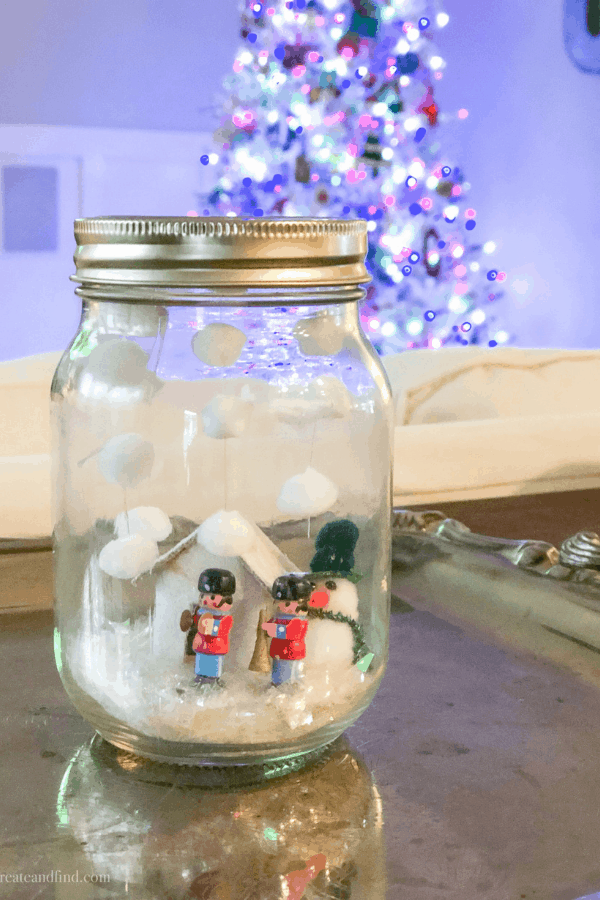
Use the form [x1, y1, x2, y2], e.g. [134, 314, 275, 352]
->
[198, 568, 236, 596]
[271, 573, 313, 605]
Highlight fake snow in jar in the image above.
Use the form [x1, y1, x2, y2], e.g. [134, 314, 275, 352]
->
[51, 216, 393, 770]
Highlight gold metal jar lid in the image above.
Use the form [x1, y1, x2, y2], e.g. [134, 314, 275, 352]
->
[72, 216, 371, 290]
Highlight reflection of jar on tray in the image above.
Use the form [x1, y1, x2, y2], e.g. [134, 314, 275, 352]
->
[60, 736, 386, 899]
[51, 216, 393, 768]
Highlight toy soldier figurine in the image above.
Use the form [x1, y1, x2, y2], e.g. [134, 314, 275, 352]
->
[262, 574, 312, 687]
[180, 568, 235, 686]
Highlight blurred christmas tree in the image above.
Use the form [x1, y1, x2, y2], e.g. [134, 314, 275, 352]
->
[198, 0, 510, 353]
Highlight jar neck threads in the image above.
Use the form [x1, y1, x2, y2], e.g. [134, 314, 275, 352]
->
[74, 282, 366, 307]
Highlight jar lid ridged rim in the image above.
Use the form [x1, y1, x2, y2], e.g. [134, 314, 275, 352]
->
[72, 216, 371, 289]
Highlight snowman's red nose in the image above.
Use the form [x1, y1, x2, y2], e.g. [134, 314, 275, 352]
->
[309, 590, 329, 608]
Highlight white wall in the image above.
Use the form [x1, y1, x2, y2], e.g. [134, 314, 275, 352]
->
[0, 125, 213, 361]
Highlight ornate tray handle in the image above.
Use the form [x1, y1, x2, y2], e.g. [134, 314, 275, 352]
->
[392, 508, 600, 590]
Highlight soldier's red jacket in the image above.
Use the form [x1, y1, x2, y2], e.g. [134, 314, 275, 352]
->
[192, 613, 233, 655]
[268, 614, 308, 661]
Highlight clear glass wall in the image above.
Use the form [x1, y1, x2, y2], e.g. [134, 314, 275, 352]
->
[51, 290, 392, 765]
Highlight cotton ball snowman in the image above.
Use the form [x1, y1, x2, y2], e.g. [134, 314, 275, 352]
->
[114, 506, 172, 541]
[276, 467, 338, 518]
[95, 433, 155, 488]
[304, 520, 362, 671]
[191, 323, 247, 368]
[201, 395, 253, 439]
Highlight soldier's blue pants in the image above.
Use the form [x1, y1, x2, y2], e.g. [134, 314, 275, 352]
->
[271, 659, 300, 685]
[195, 653, 223, 678]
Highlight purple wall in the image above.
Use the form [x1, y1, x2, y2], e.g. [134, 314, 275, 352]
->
[436, 0, 600, 348]
[1, 0, 599, 354]
[0, 0, 238, 132]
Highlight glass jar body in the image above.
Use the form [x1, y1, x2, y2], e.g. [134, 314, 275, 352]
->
[51, 287, 393, 766]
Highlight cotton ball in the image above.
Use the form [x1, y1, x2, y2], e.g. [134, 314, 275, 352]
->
[197, 509, 256, 557]
[293, 315, 345, 356]
[305, 617, 354, 669]
[276, 467, 339, 517]
[98, 534, 159, 579]
[84, 338, 149, 387]
[114, 506, 172, 541]
[201, 395, 253, 439]
[96, 434, 155, 487]
[191, 323, 247, 367]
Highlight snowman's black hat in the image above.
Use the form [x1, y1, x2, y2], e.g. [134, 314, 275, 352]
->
[309, 519, 361, 582]
[198, 568, 236, 596]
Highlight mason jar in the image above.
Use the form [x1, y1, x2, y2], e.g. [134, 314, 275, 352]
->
[51, 216, 393, 768]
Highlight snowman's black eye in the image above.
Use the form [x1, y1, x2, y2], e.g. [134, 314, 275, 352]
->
[325, 580, 337, 590]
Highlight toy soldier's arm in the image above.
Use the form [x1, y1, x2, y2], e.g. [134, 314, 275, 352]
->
[192, 631, 203, 652]
[262, 617, 278, 637]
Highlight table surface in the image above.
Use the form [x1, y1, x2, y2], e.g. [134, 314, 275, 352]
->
[4, 554, 600, 900]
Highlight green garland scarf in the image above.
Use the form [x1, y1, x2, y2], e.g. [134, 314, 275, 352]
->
[307, 607, 374, 671]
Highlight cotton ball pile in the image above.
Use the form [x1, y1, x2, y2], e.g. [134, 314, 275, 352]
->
[192, 323, 247, 367]
[201, 395, 253, 439]
[84, 338, 150, 387]
[293, 314, 345, 356]
[98, 533, 159, 579]
[276, 467, 338, 518]
[96, 434, 155, 488]
[197, 509, 256, 557]
[114, 506, 172, 541]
